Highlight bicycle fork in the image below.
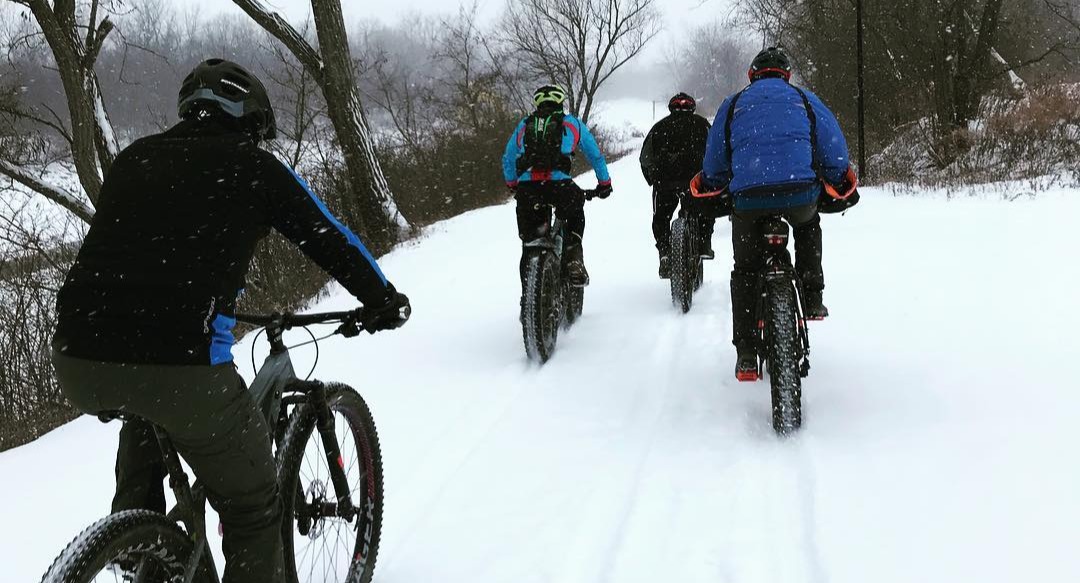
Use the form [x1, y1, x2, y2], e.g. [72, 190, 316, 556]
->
[289, 381, 360, 530]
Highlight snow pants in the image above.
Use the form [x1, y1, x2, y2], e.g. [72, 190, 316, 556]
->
[651, 182, 720, 257]
[51, 352, 284, 583]
[730, 203, 823, 348]
[514, 181, 586, 283]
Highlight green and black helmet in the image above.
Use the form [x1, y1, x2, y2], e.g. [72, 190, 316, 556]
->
[533, 85, 567, 109]
[178, 58, 277, 139]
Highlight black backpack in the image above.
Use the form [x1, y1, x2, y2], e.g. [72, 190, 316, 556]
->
[516, 112, 572, 176]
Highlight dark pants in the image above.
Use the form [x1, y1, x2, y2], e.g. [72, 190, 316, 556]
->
[515, 180, 585, 242]
[52, 352, 284, 583]
[652, 182, 717, 256]
[515, 181, 586, 282]
[730, 203, 823, 348]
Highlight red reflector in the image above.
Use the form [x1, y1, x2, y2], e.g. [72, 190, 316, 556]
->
[757, 320, 765, 329]
[337, 455, 345, 469]
[737, 371, 760, 382]
[766, 235, 787, 245]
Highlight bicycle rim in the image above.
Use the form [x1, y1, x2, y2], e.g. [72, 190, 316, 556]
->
[279, 386, 383, 583]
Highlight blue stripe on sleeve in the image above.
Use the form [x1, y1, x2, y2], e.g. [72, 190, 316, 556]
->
[283, 164, 388, 286]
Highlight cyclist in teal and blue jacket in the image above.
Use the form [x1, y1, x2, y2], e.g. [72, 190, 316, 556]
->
[502, 85, 612, 287]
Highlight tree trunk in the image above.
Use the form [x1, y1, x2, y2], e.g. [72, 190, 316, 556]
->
[232, 0, 410, 252]
[953, 0, 1004, 127]
[310, 0, 408, 249]
[23, 1, 103, 204]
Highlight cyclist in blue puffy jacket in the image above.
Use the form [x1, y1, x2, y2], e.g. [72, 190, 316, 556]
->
[503, 85, 612, 287]
[701, 47, 856, 379]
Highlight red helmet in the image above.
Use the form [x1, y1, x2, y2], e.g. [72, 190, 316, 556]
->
[668, 92, 696, 113]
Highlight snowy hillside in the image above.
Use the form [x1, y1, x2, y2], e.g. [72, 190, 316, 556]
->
[5, 138, 1080, 581]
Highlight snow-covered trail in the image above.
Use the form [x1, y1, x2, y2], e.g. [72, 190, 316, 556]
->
[4, 154, 1080, 582]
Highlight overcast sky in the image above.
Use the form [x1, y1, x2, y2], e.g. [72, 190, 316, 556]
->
[177, 0, 742, 65]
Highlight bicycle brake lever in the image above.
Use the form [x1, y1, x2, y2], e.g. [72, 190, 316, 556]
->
[336, 309, 365, 338]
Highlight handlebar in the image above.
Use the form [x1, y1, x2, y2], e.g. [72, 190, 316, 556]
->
[235, 308, 366, 337]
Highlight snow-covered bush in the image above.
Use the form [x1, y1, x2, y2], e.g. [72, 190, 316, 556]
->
[873, 84, 1080, 188]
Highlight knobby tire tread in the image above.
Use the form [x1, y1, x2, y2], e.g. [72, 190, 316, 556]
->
[765, 279, 803, 434]
[670, 218, 693, 313]
[41, 509, 207, 583]
[277, 383, 384, 583]
[522, 252, 560, 362]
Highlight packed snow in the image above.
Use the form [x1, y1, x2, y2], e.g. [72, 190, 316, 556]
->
[4, 114, 1080, 582]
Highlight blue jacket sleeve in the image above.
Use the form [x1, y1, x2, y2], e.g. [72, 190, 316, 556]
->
[502, 119, 526, 185]
[806, 90, 850, 185]
[573, 117, 611, 185]
[702, 95, 734, 188]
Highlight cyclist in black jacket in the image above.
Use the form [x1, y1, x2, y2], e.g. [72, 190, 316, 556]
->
[51, 59, 409, 583]
[639, 93, 717, 278]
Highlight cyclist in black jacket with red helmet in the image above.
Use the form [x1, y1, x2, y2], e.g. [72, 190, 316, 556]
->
[51, 59, 409, 583]
[639, 93, 718, 278]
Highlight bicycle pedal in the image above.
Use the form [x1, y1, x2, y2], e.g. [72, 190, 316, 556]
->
[736, 370, 760, 382]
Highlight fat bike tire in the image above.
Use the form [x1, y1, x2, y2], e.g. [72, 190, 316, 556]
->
[765, 279, 804, 435]
[562, 280, 584, 328]
[278, 383, 384, 583]
[522, 252, 561, 362]
[40, 509, 211, 583]
[670, 217, 694, 313]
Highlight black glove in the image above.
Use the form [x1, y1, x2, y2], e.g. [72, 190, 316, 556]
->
[361, 283, 411, 333]
[818, 188, 860, 214]
[594, 183, 613, 199]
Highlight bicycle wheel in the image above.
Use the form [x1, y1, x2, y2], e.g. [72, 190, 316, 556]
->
[764, 278, 803, 435]
[41, 509, 210, 583]
[562, 279, 584, 328]
[522, 251, 561, 362]
[278, 383, 383, 583]
[670, 217, 693, 313]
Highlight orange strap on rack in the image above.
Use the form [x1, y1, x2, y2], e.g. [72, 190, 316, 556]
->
[689, 172, 727, 199]
[822, 166, 858, 201]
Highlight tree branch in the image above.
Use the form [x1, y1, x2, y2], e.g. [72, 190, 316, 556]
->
[230, 0, 324, 79]
[0, 160, 94, 224]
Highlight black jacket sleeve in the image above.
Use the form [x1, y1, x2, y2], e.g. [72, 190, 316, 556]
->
[255, 152, 392, 307]
[639, 128, 657, 185]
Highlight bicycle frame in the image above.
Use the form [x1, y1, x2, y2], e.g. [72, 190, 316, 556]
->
[752, 217, 812, 378]
[150, 310, 363, 583]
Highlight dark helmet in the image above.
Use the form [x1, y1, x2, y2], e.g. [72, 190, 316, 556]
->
[748, 47, 793, 82]
[668, 92, 696, 113]
[178, 59, 277, 139]
[532, 84, 567, 109]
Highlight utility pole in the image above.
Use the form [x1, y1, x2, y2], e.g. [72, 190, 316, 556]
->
[856, 0, 868, 180]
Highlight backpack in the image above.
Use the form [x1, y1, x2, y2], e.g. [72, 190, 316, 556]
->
[516, 112, 572, 176]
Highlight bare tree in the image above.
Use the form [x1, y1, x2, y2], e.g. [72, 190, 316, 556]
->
[1, 0, 120, 217]
[232, 0, 409, 249]
[665, 21, 756, 113]
[499, 0, 661, 123]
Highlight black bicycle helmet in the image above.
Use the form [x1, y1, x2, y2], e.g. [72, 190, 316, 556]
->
[668, 92, 696, 113]
[748, 47, 793, 82]
[178, 59, 277, 139]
